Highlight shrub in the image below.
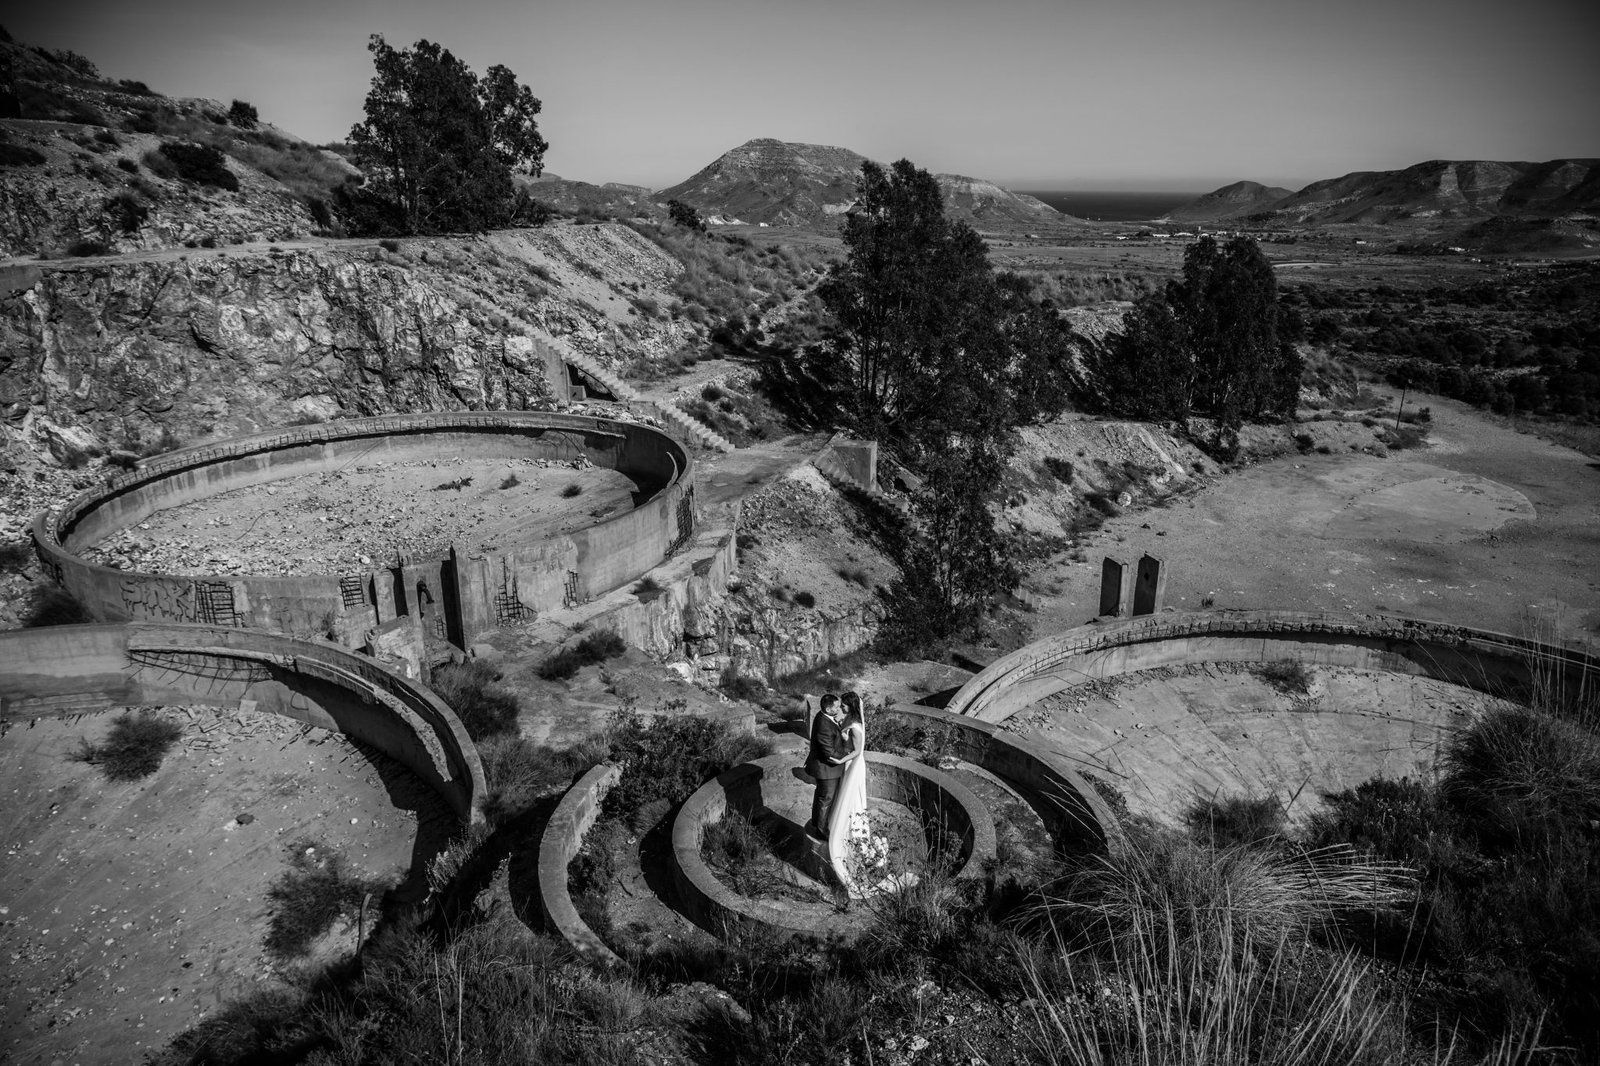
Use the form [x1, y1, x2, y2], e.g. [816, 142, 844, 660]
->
[65, 240, 113, 257]
[793, 590, 816, 609]
[156, 141, 239, 191]
[561, 483, 582, 498]
[116, 79, 160, 96]
[701, 383, 725, 401]
[602, 714, 773, 817]
[498, 472, 520, 489]
[227, 99, 259, 129]
[104, 190, 149, 233]
[537, 630, 626, 681]
[92, 128, 119, 147]
[1186, 793, 1287, 848]
[1042, 456, 1074, 483]
[633, 575, 664, 600]
[115, 157, 139, 174]
[1443, 706, 1600, 831]
[379, 238, 401, 253]
[0, 142, 48, 167]
[718, 665, 766, 703]
[264, 839, 388, 958]
[1257, 659, 1313, 695]
[838, 566, 871, 587]
[477, 731, 611, 826]
[71, 710, 184, 781]
[428, 660, 520, 739]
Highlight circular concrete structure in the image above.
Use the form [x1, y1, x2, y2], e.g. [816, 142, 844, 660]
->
[31, 412, 695, 650]
[0, 622, 485, 823]
[945, 610, 1600, 825]
[669, 752, 996, 940]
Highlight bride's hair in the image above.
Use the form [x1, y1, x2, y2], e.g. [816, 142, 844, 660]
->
[842, 691, 863, 719]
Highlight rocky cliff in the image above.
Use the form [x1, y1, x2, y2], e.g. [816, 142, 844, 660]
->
[0, 223, 702, 464]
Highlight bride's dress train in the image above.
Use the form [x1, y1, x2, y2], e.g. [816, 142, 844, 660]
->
[826, 721, 874, 897]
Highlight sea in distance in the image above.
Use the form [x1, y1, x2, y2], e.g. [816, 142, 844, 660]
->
[1016, 190, 1202, 222]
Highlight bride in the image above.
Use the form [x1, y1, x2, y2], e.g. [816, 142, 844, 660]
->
[826, 691, 874, 896]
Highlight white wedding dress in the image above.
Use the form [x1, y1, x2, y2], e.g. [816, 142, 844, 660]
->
[826, 718, 871, 896]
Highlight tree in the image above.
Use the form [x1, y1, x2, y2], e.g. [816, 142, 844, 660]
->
[227, 99, 258, 129]
[820, 158, 1075, 649]
[1091, 235, 1302, 428]
[667, 199, 705, 232]
[346, 36, 547, 235]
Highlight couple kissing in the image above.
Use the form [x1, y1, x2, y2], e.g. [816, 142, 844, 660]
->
[803, 690, 870, 894]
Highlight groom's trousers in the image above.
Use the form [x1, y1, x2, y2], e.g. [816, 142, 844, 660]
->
[811, 774, 840, 836]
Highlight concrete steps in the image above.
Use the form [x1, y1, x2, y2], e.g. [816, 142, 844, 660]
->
[562, 350, 734, 454]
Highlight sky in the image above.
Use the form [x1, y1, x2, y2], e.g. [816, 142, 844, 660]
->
[10, 0, 1598, 192]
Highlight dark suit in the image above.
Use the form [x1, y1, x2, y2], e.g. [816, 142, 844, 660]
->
[805, 709, 848, 836]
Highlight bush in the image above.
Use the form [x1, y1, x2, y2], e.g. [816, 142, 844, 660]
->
[428, 660, 520, 739]
[264, 839, 388, 958]
[227, 99, 259, 129]
[65, 240, 113, 257]
[1186, 793, 1287, 848]
[719, 665, 767, 703]
[379, 238, 401, 253]
[1443, 705, 1600, 831]
[115, 157, 139, 174]
[478, 731, 610, 826]
[602, 714, 773, 817]
[561, 483, 581, 498]
[0, 142, 48, 167]
[71, 710, 183, 781]
[1042, 456, 1074, 483]
[156, 141, 239, 191]
[1257, 659, 1312, 695]
[105, 190, 149, 233]
[537, 630, 626, 681]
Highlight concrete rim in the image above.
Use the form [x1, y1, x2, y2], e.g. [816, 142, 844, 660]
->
[668, 751, 996, 941]
[0, 622, 486, 825]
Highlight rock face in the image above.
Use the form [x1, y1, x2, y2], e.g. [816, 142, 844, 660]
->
[657, 138, 1068, 229]
[519, 174, 661, 218]
[0, 224, 698, 460]
[1165, 180, 1294, 222]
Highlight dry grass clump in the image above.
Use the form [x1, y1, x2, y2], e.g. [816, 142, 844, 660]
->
[71, 709, 184, 780]
[428, 660, 520, 739]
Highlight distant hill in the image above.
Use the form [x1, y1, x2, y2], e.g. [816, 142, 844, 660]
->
[656, 138, 1074, 228]
[520, 174, 660, 217]
[1166, 180, 1293, 222]
[1258, 159, 1600, 225]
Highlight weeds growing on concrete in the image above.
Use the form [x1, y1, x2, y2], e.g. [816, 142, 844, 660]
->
[1185, 792, 1287, 848]
[71, 709, 184, 781]
[1257, 658, 1313, 695]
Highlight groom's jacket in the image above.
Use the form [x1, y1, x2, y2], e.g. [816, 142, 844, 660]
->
[804, 710, 848, 780]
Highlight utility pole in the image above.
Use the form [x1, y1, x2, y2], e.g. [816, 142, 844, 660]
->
[1394, 376, 1408, 430]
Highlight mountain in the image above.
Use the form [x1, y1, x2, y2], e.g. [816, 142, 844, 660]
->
[1259, 159, 1600, 225]
[519, 174, 660, 218]
[656, 138, 1073, 229]
[1165, 180, 1293, 222]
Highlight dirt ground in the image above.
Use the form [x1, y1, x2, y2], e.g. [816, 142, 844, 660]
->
[1021, 388, 1600, 649]
[86, 455, 642, 577]
[0, 707, 454, 1066]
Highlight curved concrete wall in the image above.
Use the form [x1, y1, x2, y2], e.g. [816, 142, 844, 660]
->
[947, 610, 1600, 725]
[669, 752, 995, 940]
[0, 623, 485, 825]
[536, 762, 625, 968]
[32, 412, 695, 647]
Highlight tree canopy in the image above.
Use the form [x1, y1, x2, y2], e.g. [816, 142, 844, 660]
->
[346, 36, 547, 235]
[1090, 235, 1303, 429]
[820, 158, 1075, 648]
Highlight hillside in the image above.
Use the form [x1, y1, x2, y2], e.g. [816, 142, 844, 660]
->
[520, 173, 661, 218]
[1258, 158, 1600, 224]
[657, 138, 1073, 229]
[1165, 180, 1292, 222]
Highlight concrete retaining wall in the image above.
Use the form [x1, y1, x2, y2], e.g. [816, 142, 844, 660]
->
[31, 412, 694, 649]
[947, 610, 1600, 725]
[536, 762, 624, 967]
[0, 623, 485, 825]
[669, 752, 994, 940]
[881, 704, 1121, 857]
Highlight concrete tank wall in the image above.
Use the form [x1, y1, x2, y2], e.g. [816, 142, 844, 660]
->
[947, 610, 1600, 724]
[0, 623, 485, 824]
[31, 412, 694, 648]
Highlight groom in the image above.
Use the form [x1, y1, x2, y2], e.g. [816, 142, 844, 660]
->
[803, 693, 848, 843]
